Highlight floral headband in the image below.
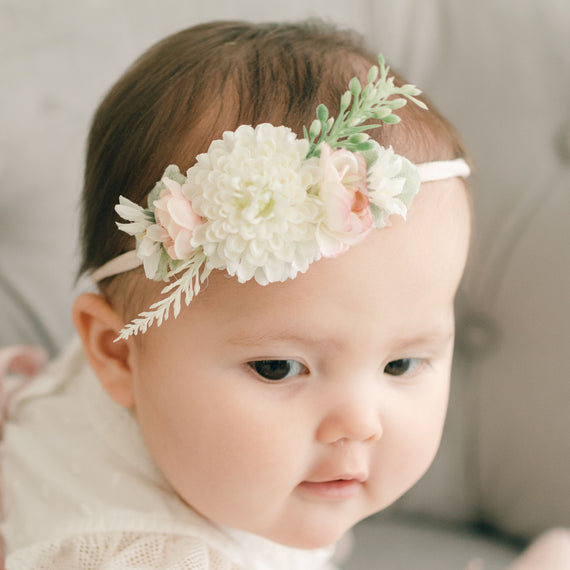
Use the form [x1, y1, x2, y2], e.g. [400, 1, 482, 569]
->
[92, 55, 470, 339]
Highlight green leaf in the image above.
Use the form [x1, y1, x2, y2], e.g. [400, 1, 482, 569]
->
[401, 84, 422, 96]
[355, 140, 375, 152]
[382, 114, 401, 124]
[309, 119, 321, 139]
[407, 95, 428, 110]
[373, 107, 393, 120]
[367, 65, 379, 84]
[340, 90, 352, 110]
[316, 104, 329, 123]
[348, 133, 369, 144]
[387, 98, 407, 110]
[302, 53, 428, 157]
[349, 77, 362, 97]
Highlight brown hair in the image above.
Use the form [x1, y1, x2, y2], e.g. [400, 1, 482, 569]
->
[79, 20, 467, 282]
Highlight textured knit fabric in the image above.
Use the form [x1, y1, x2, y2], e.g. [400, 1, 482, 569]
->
[1, 339, 337, 569]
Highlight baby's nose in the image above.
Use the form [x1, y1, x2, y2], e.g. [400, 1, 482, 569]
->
[314, 381, 383, 444]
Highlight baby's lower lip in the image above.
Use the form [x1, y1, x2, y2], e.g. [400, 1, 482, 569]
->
[298, 479, 362, 499]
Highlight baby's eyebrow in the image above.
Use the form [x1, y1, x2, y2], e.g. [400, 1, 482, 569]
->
[225, 331, 342, 349]
[224, 326, 454, 349]
[387, 326, 455, 349]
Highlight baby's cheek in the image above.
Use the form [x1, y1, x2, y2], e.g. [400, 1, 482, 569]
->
[376, 394, 447, 499]
[411, 415, 446, 474]
[410, 397, 449, 469]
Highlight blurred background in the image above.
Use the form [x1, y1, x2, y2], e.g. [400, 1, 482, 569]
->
[1, 1, 568, 568]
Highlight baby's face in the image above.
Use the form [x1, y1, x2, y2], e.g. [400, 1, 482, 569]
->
[127, 178, 470, 549]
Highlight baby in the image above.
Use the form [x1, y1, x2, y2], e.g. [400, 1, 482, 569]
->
[2, 20, 475, 568]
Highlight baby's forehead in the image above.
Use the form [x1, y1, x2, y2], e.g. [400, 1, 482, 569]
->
[151, 258, 458, 361]
[124, 175, 469, 350]
[183, 196, 466, 313]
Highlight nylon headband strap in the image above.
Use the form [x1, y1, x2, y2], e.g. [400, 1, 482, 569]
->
[91, 158, 470, 283]
[415, 158, 471, 183]
[91, 251, 142, 282]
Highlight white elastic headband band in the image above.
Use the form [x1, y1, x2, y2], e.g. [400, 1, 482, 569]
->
[415, 158, 471, 183]
[91, 250, 142, 282]
[91, 157, 470, 283]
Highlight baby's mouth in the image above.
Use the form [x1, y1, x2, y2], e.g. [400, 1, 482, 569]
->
[298, 474, 366, 499]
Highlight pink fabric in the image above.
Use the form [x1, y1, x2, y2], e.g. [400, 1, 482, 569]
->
[507, 529, 570, 569]
[0, 345, 47, 435]
[0, 345, 47, 570]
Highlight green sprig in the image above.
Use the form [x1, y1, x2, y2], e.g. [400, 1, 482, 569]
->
[116, 250, 210, 340]
[304, 54, 428, 159]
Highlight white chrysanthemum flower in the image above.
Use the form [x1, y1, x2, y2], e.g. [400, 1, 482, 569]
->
[366, 142, 421, 228]
[185, 124, 323, 284]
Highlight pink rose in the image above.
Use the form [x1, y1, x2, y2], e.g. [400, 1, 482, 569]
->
[153, 178, 202, 260]
[316, 144, 373, 257]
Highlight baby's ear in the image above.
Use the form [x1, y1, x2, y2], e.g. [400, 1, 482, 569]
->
[72, 293, 135, 408]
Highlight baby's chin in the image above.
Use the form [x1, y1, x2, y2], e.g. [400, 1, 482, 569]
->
[249, 514, 365, 551]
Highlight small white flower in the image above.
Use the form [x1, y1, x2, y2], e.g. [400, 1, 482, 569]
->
[115, 196, 168, 280]
[137, 226, 166, 279]
[185, 124, 322, 284]
[115, 196, 152, 236]
[366, 143, 420, 228]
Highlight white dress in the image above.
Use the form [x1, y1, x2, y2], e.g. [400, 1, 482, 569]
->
[1, 339, 337, 569]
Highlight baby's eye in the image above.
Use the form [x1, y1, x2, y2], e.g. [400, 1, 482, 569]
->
[248, 359, 307, 382]
[384, 358, 422, 377]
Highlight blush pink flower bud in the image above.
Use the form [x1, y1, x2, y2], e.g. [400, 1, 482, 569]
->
[153, 178, 202, 260]
[316, 144, 373, 257]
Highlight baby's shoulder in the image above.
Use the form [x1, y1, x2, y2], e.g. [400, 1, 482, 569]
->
[6, 529, 340, 569]
[6, 531, 243, 569]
